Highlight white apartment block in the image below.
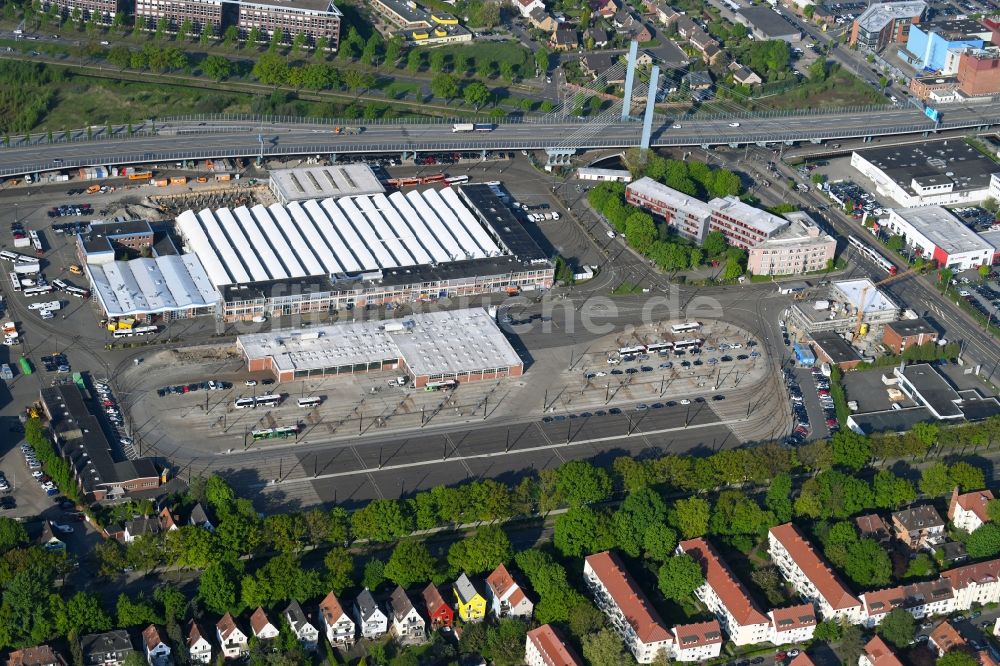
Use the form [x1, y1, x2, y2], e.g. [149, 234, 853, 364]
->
[767, 604, 818, 645]
[768, 524, 863, 623]
[859, 580, 955, 628]
[942, 558, 1000, 609]
[949, 488, 994, 533]
[583, 551, 673, 664]
[671, 621, 724, 662]
[676, 538, 771, 646]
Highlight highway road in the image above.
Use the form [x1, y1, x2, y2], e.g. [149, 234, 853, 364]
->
[2, 101, 999, 177]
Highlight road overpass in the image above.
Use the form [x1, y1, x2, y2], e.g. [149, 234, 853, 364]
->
[2, 102, 1000, 177]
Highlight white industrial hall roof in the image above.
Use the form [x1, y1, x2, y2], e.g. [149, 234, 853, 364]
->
[88, 255, 219, 317]
[176, 187, 505, 287]
[269, 164, 385, 203]
[237, 307, 522, 377]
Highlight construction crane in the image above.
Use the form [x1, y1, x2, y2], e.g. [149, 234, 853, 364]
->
[852, 265, 922, 340]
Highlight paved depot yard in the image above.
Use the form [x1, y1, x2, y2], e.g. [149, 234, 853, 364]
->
[120, 318, 784, 507]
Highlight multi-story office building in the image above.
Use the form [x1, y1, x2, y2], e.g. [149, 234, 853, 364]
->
[957, 48, 1000, 95]
[237, 0, 341, 47]
[625, 177, 790, 251]
[134, 0, 223, 31]
[746, 211, 837, 276]
[676, 539, 770, 646]
[849, 0, 925, 50]
[768, 524, 863, 623]
[40, 0, 119, 22]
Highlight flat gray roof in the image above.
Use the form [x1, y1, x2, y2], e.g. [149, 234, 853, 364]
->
[269, 164, 384, 202]
[889, 207, 996, 256]
[811, 331, 863, 364]
[897, 363, 964, 418]
[885, 317, 937, 337]
[627, 177, 713, 219]
[737, 6, 799, 37]
[238, 307, 522, 378]
[854, 141, 999, 198]
[240, 0, 342, 14]
[834, 278, 898, 314]
[855, 0, 925, 33]
[848, 406, 936, 434]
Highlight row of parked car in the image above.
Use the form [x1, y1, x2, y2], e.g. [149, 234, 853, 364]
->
[94, 380, 137, 458]
[20, 441, 58, 496]
[40, 353, 70, 373]
[156, 380, 233, 397]
[47, 203, 92, 218]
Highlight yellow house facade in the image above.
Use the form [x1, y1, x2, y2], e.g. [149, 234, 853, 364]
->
[453, 573, 487, 622]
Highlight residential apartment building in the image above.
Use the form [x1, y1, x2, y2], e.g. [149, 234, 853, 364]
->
[892, 505, 946, 549]
[237, 0, 342, 48]
[583, 551, 673, 664]
[524, 624, 583, 666]
[746, 211, 837, 276]
[318, 591, 356, 647]
[485, 564, 534, 620]
[676, 538, 771, 646]
[671, 621, 723, 662]
[949, 487, 995, 532]
[767, 604, 817, 645]
[133, 0, 222, 32]
[859, 580, 956, 627]
[141, 626, 170, 666]
[767, 524, 863, 623]
[941, 558, 1000, 608]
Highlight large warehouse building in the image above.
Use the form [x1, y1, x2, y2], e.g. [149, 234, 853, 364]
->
[237, 307, 523, 385]
[850, 141, 1000, 207]
[175, 182, 552, 321]
[882, 207, 995, 271]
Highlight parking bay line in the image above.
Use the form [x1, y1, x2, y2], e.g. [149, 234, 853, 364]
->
[256, 417, 741, 491]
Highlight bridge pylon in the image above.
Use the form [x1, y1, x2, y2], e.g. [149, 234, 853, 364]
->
[621, 40, 640, 122]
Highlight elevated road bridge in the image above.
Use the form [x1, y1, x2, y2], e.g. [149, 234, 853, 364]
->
[1, 103, 998, 177]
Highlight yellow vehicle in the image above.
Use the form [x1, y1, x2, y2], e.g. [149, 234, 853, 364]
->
[86, 184, 100, 194]
[196, 176, 208, 183]
[118, 318, 136, 330]
[69, 264, 83, 275]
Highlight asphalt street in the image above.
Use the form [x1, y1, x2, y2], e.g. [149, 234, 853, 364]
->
[2, 102, 999, 176]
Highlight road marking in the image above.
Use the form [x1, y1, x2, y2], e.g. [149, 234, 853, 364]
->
[259, 417, 740, 490]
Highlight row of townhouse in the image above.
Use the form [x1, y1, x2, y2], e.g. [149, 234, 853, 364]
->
[4, 562, 540, 666]
[582, 551, 725, 663]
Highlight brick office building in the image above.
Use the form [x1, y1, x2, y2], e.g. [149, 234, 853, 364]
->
[957, 48, 1000, 95]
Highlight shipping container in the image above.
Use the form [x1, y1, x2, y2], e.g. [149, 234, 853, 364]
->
[215, 173, 231, 182]
[170, 177, 187, 186]
[154, 178, 169, 187]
